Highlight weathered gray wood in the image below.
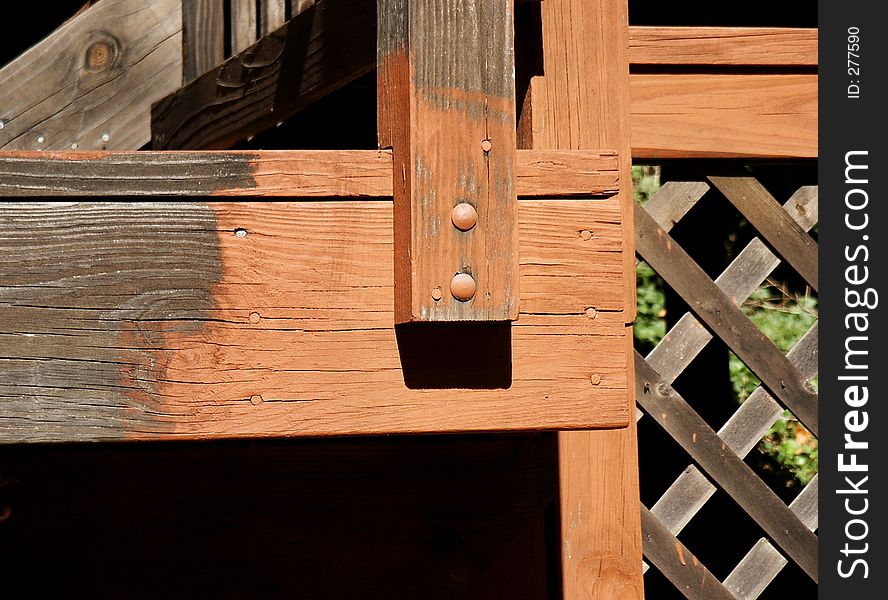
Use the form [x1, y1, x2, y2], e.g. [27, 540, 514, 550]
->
[635, 354, 818, 582]
[643, 181, 711, 232]
[152, 0, 374, 150]
[0, 0, 182, 151]
[261, 0, 288, 35]
[641, 505, 736, 600]
[645, 186, 818, 384]
[635, 203, 818, 435]
[0, 149, 615, 198]
[183, 0, 225, 83]
[377, 0, 518, 322]
[709, 175, 818, 291]
[230, 0, 258, 54]
[724, 476, 819, 599]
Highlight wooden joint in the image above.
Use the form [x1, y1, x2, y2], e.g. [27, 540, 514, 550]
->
[378, 0, 519, 323]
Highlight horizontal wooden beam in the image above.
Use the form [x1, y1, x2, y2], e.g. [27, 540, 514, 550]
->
[151, 0, 375, 150]
[0, 149, 619, 197]
[629, 27, 817, 66]
[150, 13, 818, 158]
[0, 0, 182, 151]
[0, 201, 629, 444]
[630, 74, 817, 158]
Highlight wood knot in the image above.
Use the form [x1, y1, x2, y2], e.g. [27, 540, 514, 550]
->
[83, 32, 120, 73]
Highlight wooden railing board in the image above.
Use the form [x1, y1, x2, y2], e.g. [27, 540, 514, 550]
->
[0, 149, 619, 198]
[629, 27, 817, 66]
[0, 200, 629, 444]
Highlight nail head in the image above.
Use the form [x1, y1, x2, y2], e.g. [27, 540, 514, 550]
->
[451, 203, 478, 231]
[450, 273, 476, 301]
[249, 312, 261, 324]
[101, 132, 110, 142]
[250, 394, 263, 405]
[481, 139, 492, 152]
[431, 287, 443, 301]
[590, 374, 602, 386]
[234, 228, 247, 238]
[585, 307, 597, 319]
[580, 230, 593, 241]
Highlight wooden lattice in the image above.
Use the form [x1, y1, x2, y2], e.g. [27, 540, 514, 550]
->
[634, 174, 819, 598]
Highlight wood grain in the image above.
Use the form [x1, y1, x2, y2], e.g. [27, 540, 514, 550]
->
[0, 0, 182, 151]
[230, 0, 258, 54]
[630, 73, 817, 158]
[183, 0, 225, 83]
[151, 0, 375, 150]
[629, 27, 817, 66]
[0, 201, 629, 444]
[378, 0, 518, 323]
[0, 149, 618, 198]
[260, 0, 288, 35]
[531, 0, 643, 598]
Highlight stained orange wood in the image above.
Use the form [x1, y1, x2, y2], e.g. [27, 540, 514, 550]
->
[630, 74, 817, 158]
[0, 200, 628, 443]
[0, 149, 619, 198]
[534, 0, 644, 597]
[378, 0, 519, 323]
[629, 26, 817, 66]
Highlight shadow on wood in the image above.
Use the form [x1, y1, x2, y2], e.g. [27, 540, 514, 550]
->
[396, 323, 513, 390]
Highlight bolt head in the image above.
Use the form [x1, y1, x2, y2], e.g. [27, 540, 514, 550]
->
[450, 273, 476, 302]
[451, 203, 478, 231]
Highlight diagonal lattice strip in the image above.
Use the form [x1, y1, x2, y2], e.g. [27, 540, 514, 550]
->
[641, 504, 735, 600]
[635, 203, 817, 435]
[708, 175, 818, 291]
[635, 353, 818, 581]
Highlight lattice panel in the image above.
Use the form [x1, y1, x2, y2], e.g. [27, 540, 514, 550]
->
[634, 174, 818, 598]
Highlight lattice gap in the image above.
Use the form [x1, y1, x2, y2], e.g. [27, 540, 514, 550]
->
[635, 172, 818, 599]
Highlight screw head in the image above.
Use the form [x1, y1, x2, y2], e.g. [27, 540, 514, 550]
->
[450, 273, 476, 302]
[481, 139, 492, 152]
[451, 203, 478, 231]
[580, 229, 593, 241]
[585, 307, 597, 319]
[249, 312, 261, 324]
[431, 287, 443, 302]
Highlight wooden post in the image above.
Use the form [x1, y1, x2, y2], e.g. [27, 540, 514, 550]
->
[527, 0, 645, 596]
[377, 0, 518, 323]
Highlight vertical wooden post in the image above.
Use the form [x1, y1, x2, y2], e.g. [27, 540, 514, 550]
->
[181, 0, 225, 84]
[230, 0, 258, 55]
[377, 0, 518, 323]
[527, 0, 644, 597]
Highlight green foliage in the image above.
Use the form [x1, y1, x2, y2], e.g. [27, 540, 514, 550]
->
[631, 165, 818, 488]
[730, 285, 818, 486]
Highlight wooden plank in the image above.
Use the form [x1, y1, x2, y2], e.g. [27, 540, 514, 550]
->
[629, 27, 818, 66]
[2, 434, 557, 597]
[635, 354, 818, 581]
[230, 0, 258, 54]
[377, 0, 518, 323]
[183, 0, 225, 83]
[630, 74, 817, 158]
[260, 0, 288, 35]
[0, 201, 629, 444]
[724, 476, 819, 599]
[530, 0, 643, 597]
[0, 149, 619, 198]
[709, 176, 818, 291]
[635, 204, 818, 436]
[640, 506, 735, 600]
[0, 0, 182, 151]
[151, 0, 375, 150]
[643, 181, 710, 231]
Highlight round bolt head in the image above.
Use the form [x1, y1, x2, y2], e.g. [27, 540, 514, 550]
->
[450, 273, 476, 302]
[451, 203, 478, 231]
